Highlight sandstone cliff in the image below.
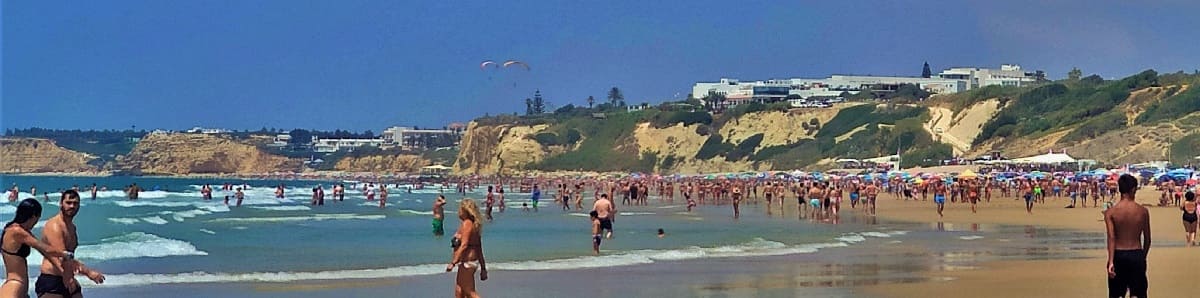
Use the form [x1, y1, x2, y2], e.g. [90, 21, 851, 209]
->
[453, 122, 550, 175]
[116, 133, 301, 175]
[334, 154, 429, 173]
[0, 138, 97, 173]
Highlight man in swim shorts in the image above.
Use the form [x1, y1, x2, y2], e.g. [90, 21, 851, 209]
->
[433, 195, 446, 236]
[933, 182, 946, 218]
[590, 210, 602, 255]
[1105, 174, 1149, 298]
[593, 194, 615, 239]
[530, 184, 541, 212]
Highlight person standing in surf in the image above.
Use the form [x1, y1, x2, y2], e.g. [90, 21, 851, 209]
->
[484, 186, 495, 221]
[530, 184, 541, 212]
[89, 184, 97, 200]
[379, 184, 388, 209]
[447, 199, 487, 298]
[37, 190, 105, 297]
[127, 183, 141, 200]
[235, 187, 244, 207]
[433, 195, 447, 236]
[1, 199, 68, 298]
[593, 194, 615, 239]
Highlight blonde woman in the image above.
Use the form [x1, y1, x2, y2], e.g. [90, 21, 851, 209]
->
[447, 199, 487, 298]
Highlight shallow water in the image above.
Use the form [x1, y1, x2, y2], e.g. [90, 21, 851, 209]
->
[0, 175, 1106, 297]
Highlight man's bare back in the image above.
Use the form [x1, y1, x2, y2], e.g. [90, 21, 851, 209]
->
[1106, 199, 1150, 251]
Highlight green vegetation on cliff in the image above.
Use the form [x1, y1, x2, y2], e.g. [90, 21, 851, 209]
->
[976, 70, 1161, 145]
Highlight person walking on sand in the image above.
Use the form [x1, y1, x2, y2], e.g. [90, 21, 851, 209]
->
[1181, 192, 1197, 246]
[1022, 180, 1034, 214]
[933, 180, 947, 218]
[447, 199, 487, 298]
[1105, 174, 1150, 298]
[731, 184, 742, 218]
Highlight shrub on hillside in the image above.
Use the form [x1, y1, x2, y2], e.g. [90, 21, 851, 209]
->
[1059, 111, 1126, 144]
[695, 134, 734, 160]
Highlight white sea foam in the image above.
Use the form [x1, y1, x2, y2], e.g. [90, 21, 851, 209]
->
[140, 216, 169, 225]
[397, 209, 434, 216]
[114, 201, 195, 208]
[248, 205, 311, 211]
[107, 218, 140, 225]
[958, 235, 984, 240]
[94, 238, 849, 287]
[835, 235, 867, 243]
[210, 214, 385, 223]
[0, 205, 16, 214]
[198, 229, 216, 235]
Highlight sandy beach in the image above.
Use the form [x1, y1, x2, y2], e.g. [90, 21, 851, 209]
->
[865, 188, 1192, 297]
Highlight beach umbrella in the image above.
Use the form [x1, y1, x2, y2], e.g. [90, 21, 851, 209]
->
[959, 169, 979, 179]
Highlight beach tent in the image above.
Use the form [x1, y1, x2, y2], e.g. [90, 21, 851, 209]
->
[1011, 153, 1077, 164]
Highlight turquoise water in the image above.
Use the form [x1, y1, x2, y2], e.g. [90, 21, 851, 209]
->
[0, 175, 916, 292]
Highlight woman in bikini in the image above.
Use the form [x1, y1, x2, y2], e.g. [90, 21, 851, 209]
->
[447, 199, 487, 298]
[2, 199, 66, 298]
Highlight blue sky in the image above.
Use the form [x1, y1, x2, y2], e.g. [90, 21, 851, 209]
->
[3, 0, 1198, 131]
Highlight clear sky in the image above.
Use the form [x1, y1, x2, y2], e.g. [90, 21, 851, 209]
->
[4, 0, 1198, 131]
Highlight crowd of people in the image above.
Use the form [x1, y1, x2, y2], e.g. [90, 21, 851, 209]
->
[5, 171, 1182, 297]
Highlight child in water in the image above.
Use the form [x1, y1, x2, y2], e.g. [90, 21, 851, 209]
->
[657, 228, 665, 238]
[590, 210, 602, 255]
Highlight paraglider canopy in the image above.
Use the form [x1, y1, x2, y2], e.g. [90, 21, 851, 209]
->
[503, 60, 530, 70]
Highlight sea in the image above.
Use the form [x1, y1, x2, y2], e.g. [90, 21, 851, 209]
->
[0, 175, 1104, 297]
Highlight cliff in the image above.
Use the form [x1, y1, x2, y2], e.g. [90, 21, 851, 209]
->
[334, 154, 429, 173]
[453, 70, 1200, 173]
[0, 138, 97, 173]
[115, 133, 302, 175]
[453, 122, 551, 175]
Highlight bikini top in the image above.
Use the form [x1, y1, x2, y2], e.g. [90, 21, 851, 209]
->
[1, 223, 31, 259]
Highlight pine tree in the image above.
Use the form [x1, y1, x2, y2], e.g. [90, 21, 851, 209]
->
[533, 90, 546, 114]
[921, 62, 932, 78]
[1068, 67, 1082, 81]
[586, 96, 595, 108]
[525, 98, 534, 115]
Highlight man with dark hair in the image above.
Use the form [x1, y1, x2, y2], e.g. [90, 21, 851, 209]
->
[38, 190, 105, 297]
[1106, 174, 1150, 298]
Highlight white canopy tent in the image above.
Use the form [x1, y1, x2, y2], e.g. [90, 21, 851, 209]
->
[1011, 153, 1077, 164]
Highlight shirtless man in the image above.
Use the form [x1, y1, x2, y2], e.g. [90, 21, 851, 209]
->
[731, 184, 742, 218]
[1105, 174, 1150, 298]
[933, 181, 947, 218]
[127, 183, 141, 201]
[1021, 180, 1034, 214]
[89, 184, 97, 200]
[433, 195, 447, 236]
[37, 190, 105, 298]
[593, 194, 616, 239]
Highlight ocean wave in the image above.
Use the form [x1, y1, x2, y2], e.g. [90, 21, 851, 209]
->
[140, 216, 169, 225]
[198, 229, 216, 235]
[107, 218, 140, 225]
[114, 201, 195, 208]
[397, 209, 434, 216]
[958, 235, 984, 240]
[0, 205, 15, 214]
[95, 238, 849, 287]
[28, 232, 206, 265]
[209, 214, 385, 223]
[248, 205, 311, 211]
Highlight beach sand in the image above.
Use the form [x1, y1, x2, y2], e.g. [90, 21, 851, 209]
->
[865, 188, 1193, 297]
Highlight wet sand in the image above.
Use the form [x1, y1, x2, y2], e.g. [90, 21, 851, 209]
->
[866, 189, 1193, 297]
